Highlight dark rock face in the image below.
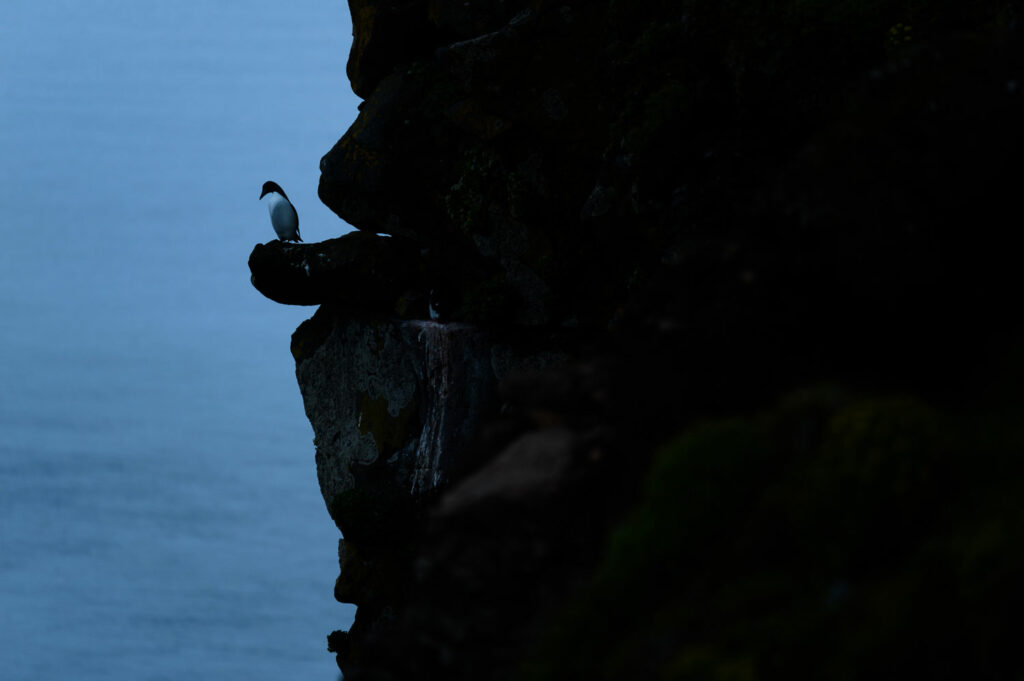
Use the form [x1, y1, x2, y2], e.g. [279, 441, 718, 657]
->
[332, 354, 683, 681]
[319, 2, 624, 327]
[247, 0, 1024, 678]
[287, 305, 575, 675]
[318, 0, 1024, 385]
[290, 308, 570, 519]
[248, 232, 420, 307]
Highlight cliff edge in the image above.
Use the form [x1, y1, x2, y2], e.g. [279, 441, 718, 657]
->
[249, 0, 1024, 678]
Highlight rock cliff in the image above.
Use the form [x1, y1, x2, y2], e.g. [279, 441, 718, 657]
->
[250, 0, 1024, 678]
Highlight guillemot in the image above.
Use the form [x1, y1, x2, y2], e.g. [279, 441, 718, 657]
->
[259, 181, 302, 242]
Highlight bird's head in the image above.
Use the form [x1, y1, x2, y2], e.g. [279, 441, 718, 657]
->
[260, 181, 287, 200]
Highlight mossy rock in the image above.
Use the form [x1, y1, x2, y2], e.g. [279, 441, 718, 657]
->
[357, 392, 421, 460]
[521, 390, 1024, 680]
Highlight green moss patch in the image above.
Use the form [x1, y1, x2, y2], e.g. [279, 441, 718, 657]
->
[522, 390, 1024, 679]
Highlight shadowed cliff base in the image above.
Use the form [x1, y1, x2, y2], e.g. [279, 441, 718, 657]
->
[248, 0, 1024, 678]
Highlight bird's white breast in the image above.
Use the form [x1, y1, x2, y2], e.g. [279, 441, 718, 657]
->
[265, 192, 298, 239]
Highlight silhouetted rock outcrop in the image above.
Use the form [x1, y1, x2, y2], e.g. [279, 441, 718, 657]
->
[248, 232, 421, 307]
[249, 0, 1024, 678]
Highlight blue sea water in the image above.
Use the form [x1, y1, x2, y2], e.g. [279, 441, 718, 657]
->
[0, 2, 359, 679]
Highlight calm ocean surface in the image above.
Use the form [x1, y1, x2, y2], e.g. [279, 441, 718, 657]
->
[0, 2, 358, 679]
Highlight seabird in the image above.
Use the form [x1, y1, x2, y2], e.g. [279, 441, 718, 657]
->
[259, 181, 302, 242]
